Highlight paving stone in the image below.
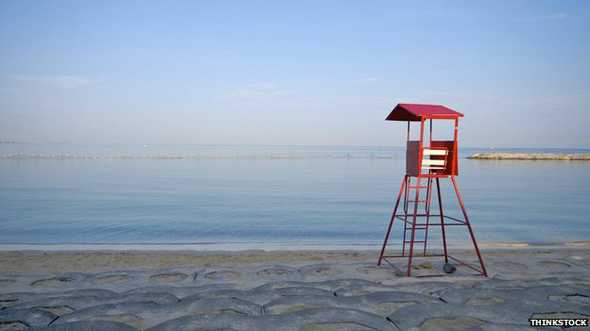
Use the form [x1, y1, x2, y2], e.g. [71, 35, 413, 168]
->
[28, 320, 139, 331]
[177, 296, 262, 316]
[390, 281, 469, 296]
[537, 260, 573, 270]
[548, 293, 590, 305]
[474, 277, 563, 290]
[0, 295, 22, 309]
[254, 278, 433, 298]
[276, 286, 334, 297]
[256, 279, 397, 295]
[93, 274, 130, 284]
[2, 254, 588, 330]
[0, 321, 28, 331]
[264, 291, 440, 316]
[0, 308, 58, 327]
[418, 316, 485, 331]
[145, 308, 398, 331]
[333, 280, 412, 297]
[149, 272, 188, 283]
[300, 322, 378, 331]
[122, 284, 235, 299]
[55, 297, 262, 329]
[53, 302, 160, 330]
[0, 278, 16, 286]
[490, 261, 528, 271]
[183, 288, 280, 305]
[387, 298, 590, 330]
[203, 270, 242, 281]
[1, 289, 119, 310]
[437, 285, 590, 307]
[32, 273, 87, 288]
[299, 264, 344, 279]
[144, 312, 253, 331]
[30, 277, 76, 288]
[11, 292, 178, 312]
[59, 289, 120, 298]
[187, 286, 333, 305]
[355, 264, 398, 280]
[256, 266, 302, 281]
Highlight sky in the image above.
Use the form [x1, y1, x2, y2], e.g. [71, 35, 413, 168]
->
[1, 1, 589, 148]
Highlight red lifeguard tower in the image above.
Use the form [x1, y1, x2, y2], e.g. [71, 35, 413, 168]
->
[377, 103, 487, 277]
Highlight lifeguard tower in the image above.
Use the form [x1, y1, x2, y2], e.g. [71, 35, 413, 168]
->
[377, 103, 487, 277]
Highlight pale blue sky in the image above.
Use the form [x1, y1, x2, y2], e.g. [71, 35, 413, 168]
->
[1, 1, 588, 147]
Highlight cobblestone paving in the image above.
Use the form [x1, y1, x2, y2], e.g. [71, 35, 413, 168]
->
[1, 248, 589, 330]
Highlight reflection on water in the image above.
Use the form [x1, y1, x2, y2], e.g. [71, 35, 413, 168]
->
[0, 144, 589, 248]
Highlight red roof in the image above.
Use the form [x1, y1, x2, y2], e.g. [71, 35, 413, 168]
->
[385, 103, 463, 121]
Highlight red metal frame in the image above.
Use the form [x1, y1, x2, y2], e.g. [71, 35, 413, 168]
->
[378, 105, 487, 277]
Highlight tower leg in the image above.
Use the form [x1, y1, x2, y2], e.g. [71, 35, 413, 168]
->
[401, 176, 409, 256]
[406, 177, 422, 276]
[423, 177, 433, 256]
[436, 178, 449, 263]
[377, 176, 407, 266]
[450, 176, 488, 277]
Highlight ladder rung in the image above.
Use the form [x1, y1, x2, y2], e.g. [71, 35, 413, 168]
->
[408, 185, 428, 189]
[405, 227, 427, 230]
[403, 222, 432, 227]
[404, 240, 426, 243]
[408, 200, 428, 203]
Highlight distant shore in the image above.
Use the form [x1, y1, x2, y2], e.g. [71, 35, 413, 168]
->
[467, 152, 590, 160]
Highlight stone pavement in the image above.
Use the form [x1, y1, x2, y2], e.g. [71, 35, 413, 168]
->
[1, 248, 589, 330]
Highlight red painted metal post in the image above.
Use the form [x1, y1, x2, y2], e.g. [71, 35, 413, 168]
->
[423, 176, 432, 256]
[422, 119, 433, 256]
[418, 118, 425, 177]
[453, 119, 459, 174]
[406, 118, 425, 276]
[450, 176, 488, 276]
[406, 176, 421, 276]
[378, 175, 407, 265]
[401, 176, 409, 256]
[436, 178, 449, 263]
[429, 119, 433, 145]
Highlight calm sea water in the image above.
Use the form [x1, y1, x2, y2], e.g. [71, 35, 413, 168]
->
[1, 144, 589, 249]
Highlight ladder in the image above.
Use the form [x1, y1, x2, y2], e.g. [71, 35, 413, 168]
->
[401, 176, 434, 259]
[400, 147, 447, 268]
[377, 147, 488, 277]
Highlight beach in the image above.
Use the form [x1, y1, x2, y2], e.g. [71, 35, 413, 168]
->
[3, 0, 590, 329]
[1, 243, 589, 330]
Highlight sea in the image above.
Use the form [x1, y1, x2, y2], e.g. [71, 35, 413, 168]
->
[1, 143, 589, 250]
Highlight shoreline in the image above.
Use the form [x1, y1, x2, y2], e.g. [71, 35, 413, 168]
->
[0, 240, 588, 252]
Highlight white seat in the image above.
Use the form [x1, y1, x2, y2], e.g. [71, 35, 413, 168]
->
[423, 148, 448, 156]
[422, 159, 445, 167]
[422, 149, 448, 171]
